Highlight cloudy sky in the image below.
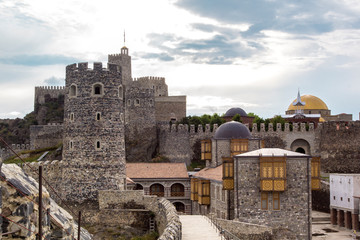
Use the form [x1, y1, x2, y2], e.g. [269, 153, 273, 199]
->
[1, 0, 360, 119]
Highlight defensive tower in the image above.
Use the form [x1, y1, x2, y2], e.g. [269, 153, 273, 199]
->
[62, 62, 126, 202]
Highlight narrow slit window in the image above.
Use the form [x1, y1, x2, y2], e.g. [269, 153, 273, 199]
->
[70, 113, 74, 121]
[119, 85, 123, 99]
[70, 141, 73, 150]
[96, 141, 101, 149]
[96, 112, 101, 121]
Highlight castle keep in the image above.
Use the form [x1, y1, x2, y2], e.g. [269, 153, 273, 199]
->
[62, 62, 126, 202]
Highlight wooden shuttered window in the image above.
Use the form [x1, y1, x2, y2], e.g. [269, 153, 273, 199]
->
[261, 192, 268, 210]
[201, 139, 212, 160]
[260, 157, 286, 191]
[191, 178, 198, 201]
[222, 157, 234, 190]
[311, 157, 321, 190]
[230, 139, 248, 156]
[198, 180, 210, 205]
[261, 140, 265, 149]
[273, 192, 280, 210]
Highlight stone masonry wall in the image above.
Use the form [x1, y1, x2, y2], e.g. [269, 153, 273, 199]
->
[319, 121, 360, 173]
[235, 157, 311, 240]
[98, 190, 181, 240]
[159, 122, 318, 166]
[30, 124, 63, 150]
[215, 218, 273, 240]
[62, 62, 126, 202]
[125, 84, 157, 162]
[34, 86, 65, 106]
[155, 96, 186, 123]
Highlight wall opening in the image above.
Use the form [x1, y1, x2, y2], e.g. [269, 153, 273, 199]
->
[134, 184, 143, 190]
[119, 85, 123, 99]
[150, 184, 164, 197]
[96, 141, 101, 150]
[70, 84, 77, 97]
[295, 147, 306, 154]
[96, 112, 101, 121]
[290, 139, 311, 154]
[171, 183, 185, 197]
[173, 202, 185, 213]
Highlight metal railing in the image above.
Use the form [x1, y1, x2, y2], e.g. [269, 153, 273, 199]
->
[204, 215, 241, 240]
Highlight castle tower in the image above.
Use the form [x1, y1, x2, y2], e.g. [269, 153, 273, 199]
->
[62, 62, 126, 202]
[108, 37, 132, 86]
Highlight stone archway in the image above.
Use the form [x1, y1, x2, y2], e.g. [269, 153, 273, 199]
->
[173, 202, 185, 213]
[290, 139, 310, 154]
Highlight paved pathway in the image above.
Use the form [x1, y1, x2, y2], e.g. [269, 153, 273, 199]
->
[180, 215, 222, 240]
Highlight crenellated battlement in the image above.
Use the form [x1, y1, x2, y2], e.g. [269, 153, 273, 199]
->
[133, 76, 166, 82]
[0, 143, 30, 160]
[35, 85, 65, 106]
[66, 62, 121, 73]
[162, 123, 218, 134]
[250, 122, 316, 133]
[35, 86, 65, 90]
[160, 122, 316, 135]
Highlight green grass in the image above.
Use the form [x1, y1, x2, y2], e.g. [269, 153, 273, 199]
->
[4, 143, 62, 164]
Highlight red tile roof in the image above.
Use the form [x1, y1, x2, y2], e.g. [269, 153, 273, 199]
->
[193, 165, 223, 182]
[126, 163, 189, 179]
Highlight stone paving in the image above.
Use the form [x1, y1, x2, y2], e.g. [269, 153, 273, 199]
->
[180, 215, 222, 240]
[312, 211, 358, 240]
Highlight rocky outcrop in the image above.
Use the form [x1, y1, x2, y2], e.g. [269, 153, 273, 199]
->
[0, 163, 92, 239]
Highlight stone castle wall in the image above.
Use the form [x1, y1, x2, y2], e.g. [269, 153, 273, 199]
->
[0, 143, 30, 160]
[133, 76, 168, 97]
[155, 96, 186, 123]
[34, 86, 65, 106]
[319, 121, 360, 173]
[125, 85, 157, 162]
[159, 122, 318, 164]
[30, 123, 63, 150]
[62, 62, 126, 202]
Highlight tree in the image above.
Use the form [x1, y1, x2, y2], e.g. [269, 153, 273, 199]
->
[232, 114, 242, 122]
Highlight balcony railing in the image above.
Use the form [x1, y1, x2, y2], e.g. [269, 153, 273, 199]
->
[171, 191, 185, 197]
[150, 191, 164, 197]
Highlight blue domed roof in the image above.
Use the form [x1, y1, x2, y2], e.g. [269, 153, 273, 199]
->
[214, 121, 251, 139]
[224, 107, 247, 117]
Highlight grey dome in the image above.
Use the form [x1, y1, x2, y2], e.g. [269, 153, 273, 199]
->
[214, 121, 251, 139]
[224, 107, 247, 117]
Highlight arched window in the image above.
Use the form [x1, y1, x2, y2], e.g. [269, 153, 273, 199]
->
[119, 85, 123, 99]
[96, 112, 101, 121]
[171, 183, 185, 197]
[70, 84, 77, 97]
[92, 83, 104, 96]
[135, 99, 140, 106]
[150, 184, 164, 197]
[96, 141, 101, 150]
[69, 140, 74, 150]
[127, 99, 131, 106]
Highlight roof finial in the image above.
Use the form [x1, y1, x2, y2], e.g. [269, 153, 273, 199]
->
[123, 30, 126, 47]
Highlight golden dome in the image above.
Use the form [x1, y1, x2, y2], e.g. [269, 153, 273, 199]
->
[319, 117, 326, 122]
[287, 95, 328, 111]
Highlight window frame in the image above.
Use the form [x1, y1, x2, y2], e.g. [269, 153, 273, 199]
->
[230, 139, 248, 156]
[273, 192, 280, 210]
[260, 157, 287, 191]
[201, 139, 212, 160]
[261, 192, 268, 210]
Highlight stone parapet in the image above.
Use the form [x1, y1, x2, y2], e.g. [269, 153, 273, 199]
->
[214, 218, 273, 240]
